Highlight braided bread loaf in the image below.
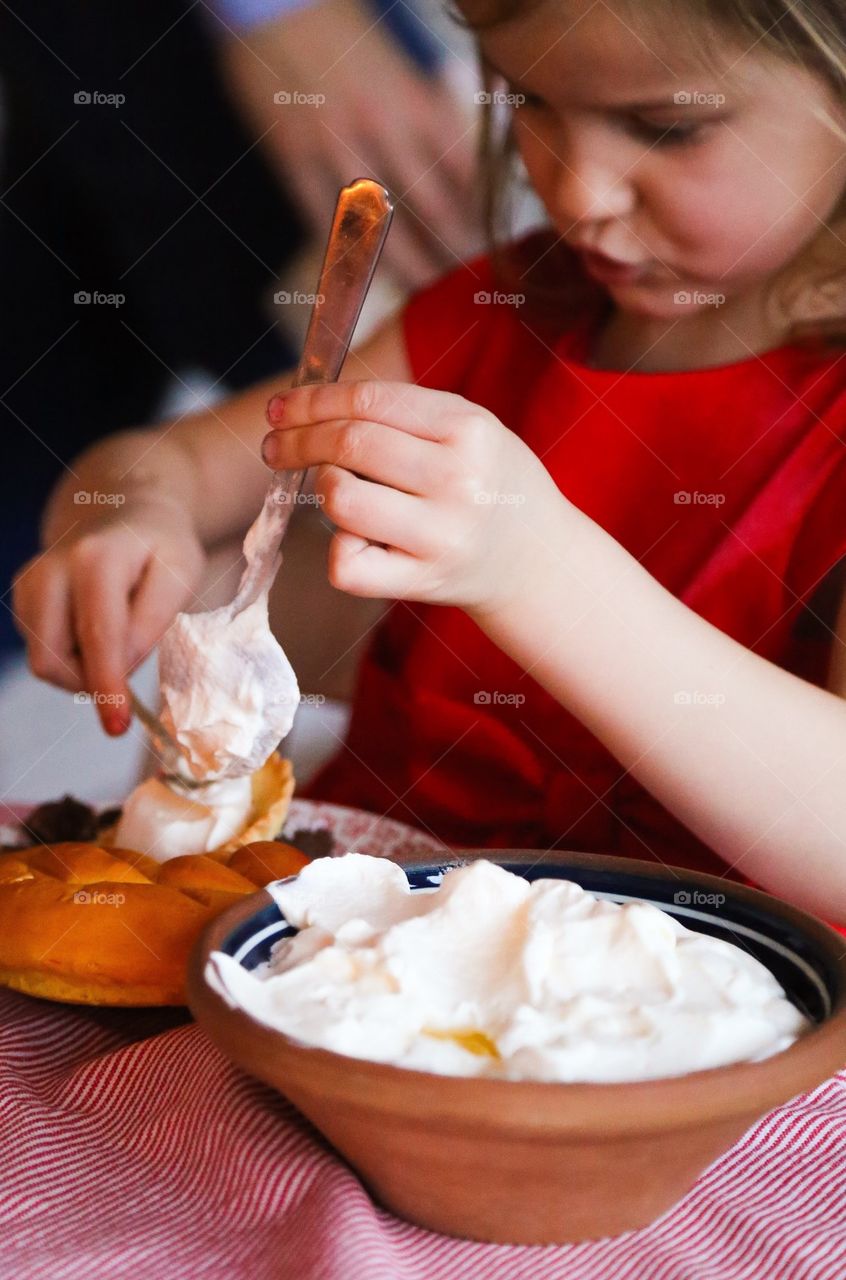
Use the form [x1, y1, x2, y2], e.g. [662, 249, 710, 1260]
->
[0, 755, 306, 1006]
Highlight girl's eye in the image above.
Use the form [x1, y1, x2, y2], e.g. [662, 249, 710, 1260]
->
[626, 117, 706, 147]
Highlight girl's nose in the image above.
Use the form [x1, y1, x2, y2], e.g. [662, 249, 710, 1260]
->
[551, 152, 636, 227]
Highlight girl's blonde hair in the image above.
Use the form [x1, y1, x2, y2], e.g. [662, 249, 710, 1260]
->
[456, 0, 846, 345]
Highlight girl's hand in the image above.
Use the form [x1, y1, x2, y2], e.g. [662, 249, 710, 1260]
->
[261, 381, 569, 614]
[12, 502, 206, 734]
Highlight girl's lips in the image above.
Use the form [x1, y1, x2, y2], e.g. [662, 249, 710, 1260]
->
[579, 249, 648, 284]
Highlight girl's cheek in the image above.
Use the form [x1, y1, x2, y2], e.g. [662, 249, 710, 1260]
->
[513, 120, 559, 208]
[645, 164, 754, 267]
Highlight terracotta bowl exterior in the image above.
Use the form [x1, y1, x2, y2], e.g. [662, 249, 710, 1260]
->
[187, 850, 846, 1245]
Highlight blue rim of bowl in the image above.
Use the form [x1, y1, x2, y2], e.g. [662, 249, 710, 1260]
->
[216, 859, 839, 1024]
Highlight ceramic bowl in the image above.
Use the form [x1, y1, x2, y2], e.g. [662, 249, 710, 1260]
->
[187, 850, 846, 1244]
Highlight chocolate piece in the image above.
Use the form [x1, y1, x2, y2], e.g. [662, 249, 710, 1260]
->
[23, 795, 99, 845]
[282, 827, 336, 858]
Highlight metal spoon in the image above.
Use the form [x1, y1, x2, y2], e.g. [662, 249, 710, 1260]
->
[137, 179, 394, 781]
[227, 176, 394, 612]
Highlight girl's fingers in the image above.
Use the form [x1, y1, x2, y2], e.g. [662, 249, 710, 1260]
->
[268, 380, 474, 444]
[12, 562, 84, 692]
[314, 465, 438, 558]
[264, 419, 447, 495]
[328, 530, 423, 600]
[128, 554, 200, 668]
[67, 551, 134, 734]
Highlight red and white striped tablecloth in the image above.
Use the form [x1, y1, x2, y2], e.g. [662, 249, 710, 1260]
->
[1, 987, 844, 1280]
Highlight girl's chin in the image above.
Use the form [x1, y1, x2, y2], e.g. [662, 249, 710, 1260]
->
[604, 279, 721, 320]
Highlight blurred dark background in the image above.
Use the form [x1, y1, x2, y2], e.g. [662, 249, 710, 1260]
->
[0, 1, 306, 650]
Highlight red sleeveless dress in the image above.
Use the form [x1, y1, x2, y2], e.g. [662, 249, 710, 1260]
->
[305, 235, 846, 884]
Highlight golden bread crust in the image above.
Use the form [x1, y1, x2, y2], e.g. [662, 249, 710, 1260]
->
[0, 756, 307, 1007]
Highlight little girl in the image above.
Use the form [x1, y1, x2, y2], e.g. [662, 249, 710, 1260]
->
[14, 0, 846, 923]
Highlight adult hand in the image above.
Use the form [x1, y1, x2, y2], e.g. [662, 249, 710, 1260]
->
[217, 0, 482, 290]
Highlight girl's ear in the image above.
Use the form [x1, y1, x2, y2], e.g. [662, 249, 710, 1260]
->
[776, 220, 846, 336]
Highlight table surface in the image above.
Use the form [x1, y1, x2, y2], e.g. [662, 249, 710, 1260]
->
[2, 800, 845, 1279]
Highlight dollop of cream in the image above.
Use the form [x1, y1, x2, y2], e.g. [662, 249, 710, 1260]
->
[114, 775, 253, 862]
[158, 590, 300, 782]
[206, 855, 811, 1083]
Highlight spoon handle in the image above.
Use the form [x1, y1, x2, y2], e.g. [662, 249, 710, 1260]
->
[232, 179, 393, 611]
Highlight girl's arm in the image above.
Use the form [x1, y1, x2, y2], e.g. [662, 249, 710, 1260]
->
[12, 318, 409, 730]
[41, 317, 410, 554]
[263, 378, 846, 922]
[472, 504, 846, 923]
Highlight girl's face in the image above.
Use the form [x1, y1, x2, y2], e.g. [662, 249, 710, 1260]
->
[480, 0, 846, 320]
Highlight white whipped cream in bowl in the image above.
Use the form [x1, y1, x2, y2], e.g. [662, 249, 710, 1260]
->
[191, 850, 846, 1244]
[205, 853, 813, 1083]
